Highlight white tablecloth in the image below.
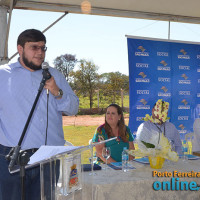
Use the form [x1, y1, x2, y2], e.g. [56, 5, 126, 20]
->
[80, 159, 200, 200]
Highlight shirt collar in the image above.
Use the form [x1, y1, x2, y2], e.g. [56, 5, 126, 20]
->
[10, 58, 24, 70]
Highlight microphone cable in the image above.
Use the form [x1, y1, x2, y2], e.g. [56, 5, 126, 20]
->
[45, 89, 49, 145]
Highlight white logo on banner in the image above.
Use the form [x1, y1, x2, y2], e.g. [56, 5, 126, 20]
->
[197, 93, 200, 97]
[179, 91, 191, 95]
[198, 79, 200, 83]
[179, 130, 187, 134]
[157, 61, 170, 71]
[179, 80, 191, 84]
[179, 66, 190, 70]
[135, 46, 149, 56]
[136, 72, 150, 83]
[157, 66, 171, 71]
[135, 78, 150, 83]
[137, 90, 149, 94]
[136, 99, 150, 109]
[179, 74, 191, 84]
[158, 92, 171, 97]
[158, 86, 171, 96]
[178, 124, 187, 134]
[157, 60, 171, 71]
[197, 68, 200, 72]
[136, 105, 150, 109]
[136, 63, 149, 68]
[158, 78, 171, 82]
[178, 116, 189, 120]
[178, 99, 190, 109]
[157, 52, 168, 56]
[178, 49, 190, 59]
[197, 55, 200, 59]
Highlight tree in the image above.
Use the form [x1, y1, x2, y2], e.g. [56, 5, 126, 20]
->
[70, 59, 99, 109]
[99, 72, 129, 104]
[53, 54, 77, 81]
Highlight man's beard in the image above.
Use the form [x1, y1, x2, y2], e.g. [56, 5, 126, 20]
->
[22, 52, 42, 71]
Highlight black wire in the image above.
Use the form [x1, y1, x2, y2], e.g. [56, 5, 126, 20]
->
[45, 91, 49, 145]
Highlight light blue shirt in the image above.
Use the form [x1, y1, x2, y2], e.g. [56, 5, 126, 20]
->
[136, 121, 182, 155]
[0, 60, 79, 149]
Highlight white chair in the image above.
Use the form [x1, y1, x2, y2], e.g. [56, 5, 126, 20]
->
[89, 139, 93, 145]
[88, 139, 97, 163]
[64, 140, 73, 146]
[193, 118, 200, 134]
[192, 118, 200, 152]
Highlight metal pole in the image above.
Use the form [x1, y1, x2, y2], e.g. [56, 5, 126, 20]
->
[168, 21, 171, 40]
[4, 0, 14, 60]
[0, 6, 8, 65]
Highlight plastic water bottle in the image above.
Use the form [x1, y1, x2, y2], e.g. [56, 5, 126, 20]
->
[182, 139, 188, 161]
[122, 147, 129, 172]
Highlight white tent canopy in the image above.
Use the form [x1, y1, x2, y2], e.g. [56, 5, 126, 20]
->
[1, 0, 200, 24]
[1, 0, 200, 64]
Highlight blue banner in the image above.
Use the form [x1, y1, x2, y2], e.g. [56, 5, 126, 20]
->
[127, 36, 200, 139]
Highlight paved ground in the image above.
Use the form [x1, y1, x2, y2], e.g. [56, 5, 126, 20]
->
[62, 114, 129, 126]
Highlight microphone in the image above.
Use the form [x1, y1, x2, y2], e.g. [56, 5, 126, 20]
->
[42, 62, 51, 80]
[39, 62, 52, 93]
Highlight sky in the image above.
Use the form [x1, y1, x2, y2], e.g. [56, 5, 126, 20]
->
[7, 9, 200, 75]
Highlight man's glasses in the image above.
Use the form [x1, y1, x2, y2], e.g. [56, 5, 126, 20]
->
[29, 45, 47, 52]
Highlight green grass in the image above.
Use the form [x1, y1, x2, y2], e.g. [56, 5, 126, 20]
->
[63, 125, 97, 163]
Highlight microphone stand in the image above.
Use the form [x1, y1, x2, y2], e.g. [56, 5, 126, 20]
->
[6, 69, 51, 200]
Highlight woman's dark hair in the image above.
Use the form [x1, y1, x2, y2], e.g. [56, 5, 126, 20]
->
[17, 29, 46, 47]
[104, 103, 128, 142]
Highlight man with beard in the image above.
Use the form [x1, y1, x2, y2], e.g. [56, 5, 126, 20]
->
[0, 29, 79, 200]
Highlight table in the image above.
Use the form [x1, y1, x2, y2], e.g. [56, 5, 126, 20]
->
[80, 158, 200, 200]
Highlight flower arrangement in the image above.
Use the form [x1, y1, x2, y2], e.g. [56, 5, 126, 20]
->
[128, 130, 178, 162]
[143, 99, 170, 123]
[129, 99, 178, 168]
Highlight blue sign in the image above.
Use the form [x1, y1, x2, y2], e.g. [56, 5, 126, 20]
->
[127, 36, 200, 139]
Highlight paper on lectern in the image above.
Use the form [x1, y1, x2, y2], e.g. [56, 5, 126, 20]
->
[28, 145, 83, 165]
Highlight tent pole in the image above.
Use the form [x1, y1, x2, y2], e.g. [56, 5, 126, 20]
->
[0, 6, 9, 65]
[168, 21, 171, 40]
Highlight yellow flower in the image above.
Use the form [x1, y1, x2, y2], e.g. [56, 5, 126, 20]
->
[128, 133, 179, 162]
[142, 99, 170, 123]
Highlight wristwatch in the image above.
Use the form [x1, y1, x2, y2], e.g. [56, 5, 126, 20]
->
[55, 88, 63, 99]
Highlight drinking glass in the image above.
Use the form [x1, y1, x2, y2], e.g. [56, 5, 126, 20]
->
[102, 147, 111, 173]
[89, 155, 97, 176]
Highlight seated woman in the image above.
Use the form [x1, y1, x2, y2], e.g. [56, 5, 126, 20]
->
[92, 103, 135, 163]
